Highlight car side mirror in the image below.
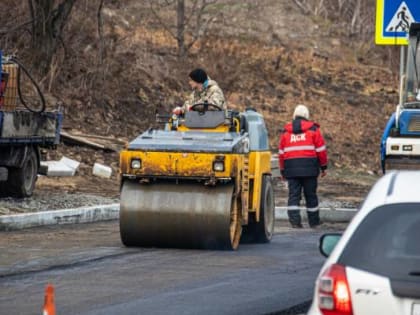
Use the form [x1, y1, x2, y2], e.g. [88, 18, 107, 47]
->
[319, 233, 342, 257]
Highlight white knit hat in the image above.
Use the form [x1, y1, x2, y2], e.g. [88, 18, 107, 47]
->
[293, 104, 309, 119]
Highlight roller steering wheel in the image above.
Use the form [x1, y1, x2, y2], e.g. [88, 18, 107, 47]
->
[190, 102, 223, 112]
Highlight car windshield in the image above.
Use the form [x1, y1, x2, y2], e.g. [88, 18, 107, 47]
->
[338, 204, 420, 281]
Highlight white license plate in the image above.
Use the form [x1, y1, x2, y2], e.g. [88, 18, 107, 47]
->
[413, 303, 420, 315]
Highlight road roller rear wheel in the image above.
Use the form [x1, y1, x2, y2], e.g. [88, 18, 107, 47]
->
[241, 175, 275, 243]
[254, 175, 275, 243]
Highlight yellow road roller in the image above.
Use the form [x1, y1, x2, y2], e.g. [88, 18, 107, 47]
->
[119, 104, 274, 250]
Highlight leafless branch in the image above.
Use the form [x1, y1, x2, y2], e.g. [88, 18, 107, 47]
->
[0, 20, 33, 35]
[187, 1, 218, 50]
[97, 0, 104, 66]
[291, 0, 310, 15]
[350, 0, 361, 34]
[148, 0, 220, 57]
[27, 0, 35, 44]
[183, 0, 199, 29]
[149, 0, 177, 39]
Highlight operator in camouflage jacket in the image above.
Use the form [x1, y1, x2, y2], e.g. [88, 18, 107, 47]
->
[173, 68, 226, 115]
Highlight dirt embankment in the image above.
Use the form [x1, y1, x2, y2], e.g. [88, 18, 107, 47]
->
[0, 1, 394, 211]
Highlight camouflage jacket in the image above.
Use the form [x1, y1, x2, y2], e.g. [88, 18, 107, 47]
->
[183, 79, 226, 112]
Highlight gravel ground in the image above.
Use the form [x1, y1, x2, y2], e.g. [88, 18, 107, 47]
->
[0, 192, 118, 215]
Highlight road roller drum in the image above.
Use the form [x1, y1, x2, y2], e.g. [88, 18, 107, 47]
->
[120, 181, 241, 249]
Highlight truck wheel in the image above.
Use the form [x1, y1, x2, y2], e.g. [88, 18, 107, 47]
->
[0, 178, 9, 197]
[9, 147, 38, 197]
[254, 175, 275, 243]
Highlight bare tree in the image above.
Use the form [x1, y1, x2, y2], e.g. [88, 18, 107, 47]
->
[176, 0, 186, 57]
[149, 0, 219, 58]
[97, 0, 105, 67]
[350, 0, 361, 34]
[292, 0, 375, 37]
[28, 0, 77, 75]
[292, 0, 327, 16]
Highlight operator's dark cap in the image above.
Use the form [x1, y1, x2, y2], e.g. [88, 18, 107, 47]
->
[189, 68, 208, 84]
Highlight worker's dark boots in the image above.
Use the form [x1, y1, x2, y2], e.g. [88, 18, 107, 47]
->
[307, 211, 321, 228]
[288, 210, 302, 228]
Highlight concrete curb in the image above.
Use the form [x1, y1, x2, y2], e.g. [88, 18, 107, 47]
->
[275, 207, 357, 223]
[0, 203, 120, 231]
[0, 204, 357, 231]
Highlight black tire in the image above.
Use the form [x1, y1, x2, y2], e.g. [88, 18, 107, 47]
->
[254, 175, 275, 243]
[8, 147, 38, 197]
[0, 179, 9, 198]
[241, 175, 275, 243]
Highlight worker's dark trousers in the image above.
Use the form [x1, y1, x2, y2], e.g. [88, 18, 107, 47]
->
[287, 177, 320, 227]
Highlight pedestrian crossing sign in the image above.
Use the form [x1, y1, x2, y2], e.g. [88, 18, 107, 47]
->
[376, 0, 420, 45]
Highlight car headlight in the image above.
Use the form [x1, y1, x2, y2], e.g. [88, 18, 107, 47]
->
[131, 159, 142, 169]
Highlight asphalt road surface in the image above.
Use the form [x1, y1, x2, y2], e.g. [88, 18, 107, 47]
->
[0, 221, 341, 315]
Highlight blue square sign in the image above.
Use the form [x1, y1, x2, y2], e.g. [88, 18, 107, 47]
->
[376, 0, 420, 45]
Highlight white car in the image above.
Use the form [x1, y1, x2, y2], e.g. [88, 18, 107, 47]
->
[307, 171, 420, 315]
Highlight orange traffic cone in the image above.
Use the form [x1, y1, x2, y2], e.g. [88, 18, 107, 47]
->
[42, 284, 56, 315]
